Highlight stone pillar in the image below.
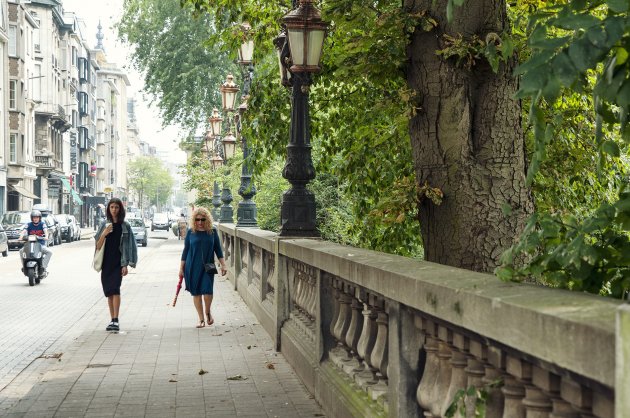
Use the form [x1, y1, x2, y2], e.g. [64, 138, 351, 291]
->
[274, 249, 290, 351]
[416, 319, 439, 417]
[388, 303, 423, 418]
[616, 304, 630, 418]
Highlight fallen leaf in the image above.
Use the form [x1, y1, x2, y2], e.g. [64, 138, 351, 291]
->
[266, 363, 275, 370]
[199, 369, 208, 375]
[227, 375, 247, 381]
[212, 333, 223, 336]
[247, 345, 251, 349]
[169, 379, 178, 383]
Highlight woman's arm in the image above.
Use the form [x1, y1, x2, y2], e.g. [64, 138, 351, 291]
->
[212, 228, 227, 275]
[179, 229, 190, 279]
[95, 223, 110, 250]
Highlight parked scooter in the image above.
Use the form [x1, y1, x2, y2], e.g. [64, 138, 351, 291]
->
[20, 235, 47, 286]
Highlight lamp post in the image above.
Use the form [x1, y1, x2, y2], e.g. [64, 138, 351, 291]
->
[236, 22, 258, 227]
[218, 75, 240, 223]
[208, 109, 224, 220]
[275, 0, 328, 236]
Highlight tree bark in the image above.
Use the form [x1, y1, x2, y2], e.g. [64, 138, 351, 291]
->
[406, 0, 534, 272]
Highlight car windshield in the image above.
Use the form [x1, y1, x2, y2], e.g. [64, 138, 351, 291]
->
[129, 218, 145, 227]
[1, 212, 30, 225]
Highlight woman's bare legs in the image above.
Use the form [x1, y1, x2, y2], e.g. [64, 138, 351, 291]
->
[193, 296, 205, 327]
[204, 294, 214, 325]
[107, 295, 120, 319]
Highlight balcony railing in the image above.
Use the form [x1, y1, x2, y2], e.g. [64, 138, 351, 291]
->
[217, 225, 620, 418]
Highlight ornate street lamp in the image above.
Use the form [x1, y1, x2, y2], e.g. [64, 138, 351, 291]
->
[237, 22, 254, 66]
[209, 149, 223, 220]
[220, 74, 239, 112]
[273, 31, 292, 87]
[222, 132, 237, 160]
[277, 0, 328, 236]
[209, 108, 223, 137]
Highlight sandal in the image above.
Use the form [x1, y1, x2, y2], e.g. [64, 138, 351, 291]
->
[206, 312, 214, 326]
[196, 320, 205, 328]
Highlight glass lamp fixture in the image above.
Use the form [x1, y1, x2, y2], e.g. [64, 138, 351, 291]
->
[238, 22, 254, 65]
[222, 132, 237, 160]
[209, 108, 223, 137]
[220, 75, 240, 112]
[210, 153, 224, 170]
[273, 32, 292, 87]
[282, 0, 328, 73]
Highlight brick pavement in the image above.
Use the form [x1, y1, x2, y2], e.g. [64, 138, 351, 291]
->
[0, 237, 324, 418]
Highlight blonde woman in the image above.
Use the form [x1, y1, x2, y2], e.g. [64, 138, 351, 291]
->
[179, 207, 227, 328]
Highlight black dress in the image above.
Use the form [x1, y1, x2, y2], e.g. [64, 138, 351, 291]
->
[101, 223, 122, 297]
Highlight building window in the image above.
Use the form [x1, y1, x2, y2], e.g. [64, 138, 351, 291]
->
[9, 80, 17, 110]
[78, 91, 88, 116]
[8, 25, 17, 56]
[78, 57, 89, 83]
[9, 134, 17, 163]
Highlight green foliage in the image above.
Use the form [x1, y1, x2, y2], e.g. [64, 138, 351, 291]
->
[127, 156, 175, 211]
[444, 379, 503, 418]
[496, 0, 630, 298]
[178, 0, 425, 257]
[117, 0, 236, 133]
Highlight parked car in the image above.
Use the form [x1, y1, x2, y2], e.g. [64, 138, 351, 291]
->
[0, 225, 9, 256]
[57, 215, 80, 242]
[151, 213, 170, 231]
[67, 215, 81, 241]
[128, 217, 148, 247]
[1, 211, 30, 249]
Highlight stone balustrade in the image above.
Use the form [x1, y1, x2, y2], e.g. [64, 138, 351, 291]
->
[217, 224, 624, 418]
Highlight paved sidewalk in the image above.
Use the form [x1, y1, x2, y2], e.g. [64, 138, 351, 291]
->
[0, 238, 324, 418]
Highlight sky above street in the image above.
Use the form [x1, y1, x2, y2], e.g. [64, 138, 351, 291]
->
[61, 0, 185, 165]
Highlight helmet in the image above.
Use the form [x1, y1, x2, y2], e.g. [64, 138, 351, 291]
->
[30, 210, 42, 221]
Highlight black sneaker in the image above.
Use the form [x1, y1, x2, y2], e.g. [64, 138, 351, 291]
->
[106, 321, 117, 331]
[111, 321, 119, 331]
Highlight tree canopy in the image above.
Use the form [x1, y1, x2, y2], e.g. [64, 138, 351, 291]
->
[127, 156, 175, 212]
[120, 0, 630, 297]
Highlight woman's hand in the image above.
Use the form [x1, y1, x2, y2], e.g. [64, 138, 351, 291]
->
[103, 223, 113, 236]
[179, 269, 184, 280]
[121, 266, 128, 277]
[220, 265, 227, 276]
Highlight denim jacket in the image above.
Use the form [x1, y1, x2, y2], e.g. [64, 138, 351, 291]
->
[94, 221, 138, 268]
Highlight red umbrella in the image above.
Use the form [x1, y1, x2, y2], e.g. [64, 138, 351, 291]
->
[172, 276, 183, 307]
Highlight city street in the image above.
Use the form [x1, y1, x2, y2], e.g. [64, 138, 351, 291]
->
[0, 228, 323, 417]
[0, 229, 172, 391]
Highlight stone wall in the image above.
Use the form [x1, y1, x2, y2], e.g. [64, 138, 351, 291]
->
[218, 224, 621, 418]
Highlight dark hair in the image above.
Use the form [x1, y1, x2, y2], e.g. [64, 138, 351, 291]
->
[106, 197, 126, 222]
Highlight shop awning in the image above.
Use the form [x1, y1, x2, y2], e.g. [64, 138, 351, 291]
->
[60, 177, 83, 205]
[10, 185, 39, 200]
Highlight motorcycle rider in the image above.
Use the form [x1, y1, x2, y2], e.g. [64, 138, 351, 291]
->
[21, 210, 52, 276]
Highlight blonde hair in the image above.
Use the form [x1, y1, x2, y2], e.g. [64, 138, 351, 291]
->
[189, 207, 214, 232]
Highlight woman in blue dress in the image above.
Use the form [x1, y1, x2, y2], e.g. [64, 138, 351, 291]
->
[179, 207, 227, 328]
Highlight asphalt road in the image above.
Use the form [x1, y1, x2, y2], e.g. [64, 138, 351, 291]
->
[0, 228, 174, 391]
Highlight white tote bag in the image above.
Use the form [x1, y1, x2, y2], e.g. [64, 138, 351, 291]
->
[92, 241, 105, 272]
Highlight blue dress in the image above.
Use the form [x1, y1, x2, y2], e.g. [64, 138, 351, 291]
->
[181, 228, 223, 296]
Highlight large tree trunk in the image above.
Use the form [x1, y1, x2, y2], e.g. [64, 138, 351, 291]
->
[406, 0, 534, 272]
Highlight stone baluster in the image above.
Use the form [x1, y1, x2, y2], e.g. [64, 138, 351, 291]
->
[502, 356, 531, 418]
[483, 345, 506, 418]
[429, 326, 453, 417]
[463, 340, 488, 417]
[330, 286, 353, 364]
[368, 304, 389, 402]
[307, 275, 317, 319]
[560, 378, 593, 417]
[441, 331, 469, 418]
[354, 299, 378, 387]
[329, 279, 341, 338]
[416, 318, 440, 417]
[341, 293, 364, 374]
[293, 270, 304, 313]
[591, 391, 613, 418]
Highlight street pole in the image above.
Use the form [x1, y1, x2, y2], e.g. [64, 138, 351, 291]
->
[236, 62, 257, 227]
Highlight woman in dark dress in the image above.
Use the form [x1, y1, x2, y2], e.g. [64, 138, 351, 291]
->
[95, 198, 138, 331]
[179, 207, 227, 328]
